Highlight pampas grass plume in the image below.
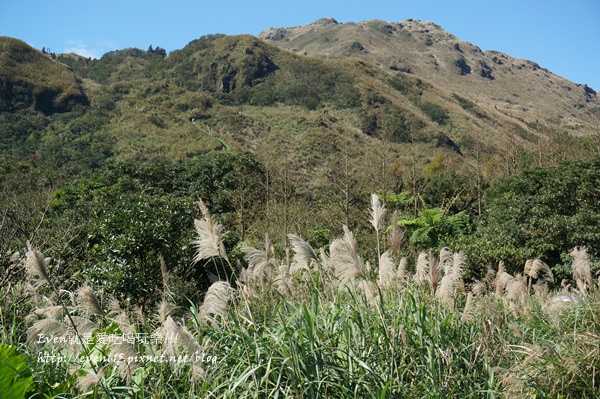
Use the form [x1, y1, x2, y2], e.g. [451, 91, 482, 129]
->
[570, 247, 593, 294]
[378, 251, 396, 290]
[192, 199, 229, 263]
[288, 233, 318, 274]
[25, 242, 50, 286]
[76, 284, 104, 317]
[369, 193, 386, 232]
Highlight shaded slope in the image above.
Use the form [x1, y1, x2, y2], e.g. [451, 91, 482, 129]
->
[0, 37, 88, 114]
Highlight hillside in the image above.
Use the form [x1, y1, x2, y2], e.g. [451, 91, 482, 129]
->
[259, 18, 600, 136]
[51, 32, 596, 175]
[1, 29, 598, 175]
[0, 36, 88, 114]
[1, 26, 599, 254]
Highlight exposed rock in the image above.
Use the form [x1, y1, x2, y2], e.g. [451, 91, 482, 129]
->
[312, 18, 339, 26]
[583, 84, 596, 98]
[350, 41, 364, 51]
[261, 29, 286, 41]
[479, 61, 494, 80]
[455, 58, 472, 75]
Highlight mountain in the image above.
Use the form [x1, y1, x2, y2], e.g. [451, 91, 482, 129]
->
[1, 22, 599, 191]
[0, 36, 88, 114]
[1, 21, 600, 280]
[259, 18, 599, 135]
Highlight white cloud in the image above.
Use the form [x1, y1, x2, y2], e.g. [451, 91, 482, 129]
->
[62, 39, 117, 59]
[63, 46, 99, 59]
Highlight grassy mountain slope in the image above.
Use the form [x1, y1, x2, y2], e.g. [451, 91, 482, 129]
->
[0, 36, 88, 114]
[63, 34, 589, 166]
[259, 18, 600, 136]
[1, 28, 599, 196]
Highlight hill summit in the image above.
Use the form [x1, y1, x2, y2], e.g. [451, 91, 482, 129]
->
[259, 18, 598, 133]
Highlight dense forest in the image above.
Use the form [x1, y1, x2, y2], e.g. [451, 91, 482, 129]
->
[0, 32, 599, 397]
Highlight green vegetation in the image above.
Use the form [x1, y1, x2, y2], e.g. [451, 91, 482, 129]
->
[1, 31, 600, 398]
[0, 37, 88, 114]
[1, 197, 598, 397]
[461, 157, 600, 276]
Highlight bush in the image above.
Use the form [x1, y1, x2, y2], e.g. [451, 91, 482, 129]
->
[460, 157, 600, 275]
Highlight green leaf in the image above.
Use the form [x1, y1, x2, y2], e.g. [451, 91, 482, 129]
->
[0, 344, 34, 399]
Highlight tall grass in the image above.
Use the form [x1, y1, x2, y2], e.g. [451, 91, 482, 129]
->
[1, 197, 598, 398]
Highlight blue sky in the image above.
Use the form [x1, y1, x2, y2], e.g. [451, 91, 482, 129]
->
[2, 0, 599, 89]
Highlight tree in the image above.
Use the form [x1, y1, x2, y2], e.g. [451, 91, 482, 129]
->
[45, 153, 266, 305]
[461, 157, 600, 276]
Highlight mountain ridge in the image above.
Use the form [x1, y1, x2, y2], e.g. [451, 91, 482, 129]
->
[259, 18, 599, 135]
[1, 24, 598, 191]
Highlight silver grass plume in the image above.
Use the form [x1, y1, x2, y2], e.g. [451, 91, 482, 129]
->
[532, 282, 549, 302]
[523, 259, 533, 280]
[158, 316, 182, 359]
[27, 318, 72, 347]
[25, 242, 50, 287]
[429, 250, 441, 295]
[132, 305, 146, 327]
[25, 305, 63, 323]
[199, 280, 234, 324]
[158, 316, 206, 381]
[330, 225, 365, 283]
[452, 251, 465, 284]
[570, 247, 593, 294]
[439, 247, 454, 275]
[471, 281, 487, 297]
[159, 255, 172, 297]
[495, 270, 515, 297]
[242, 233, 278, 286]
[396, 257, 407, 286]
[495, 267, 529, 311]
[76, 284, 104, 317]
[524, 258, 554, 292]
[358, 279, 376, 304]
[436, 251, 465, 306]
[288, 233, 318, 275]
[388, 210, 403, 258]
[107, 299, 135, 335]
[77, 365, 107, 393]
[192, 199, 228, 263]
[414, 252, 429, 286]
[378, 251, 396, 290]
[461, 293, 476, 322]
[320, 247, 334, 274]
[69, 316, 99, 342]
[369, 193, 386, 232]
[485, 266, 497, 293]
[370, 193, 386, 264]
[60, 289, 76, 306]
[273, 263, 292, 296]
[155, 300, 177, 324]
[505, 278, 529, 311]
[176, 323, 207, 382]
[495, 261, 509, 296]
[236, 266, 253, 295]
[110, 340, 139, 383]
